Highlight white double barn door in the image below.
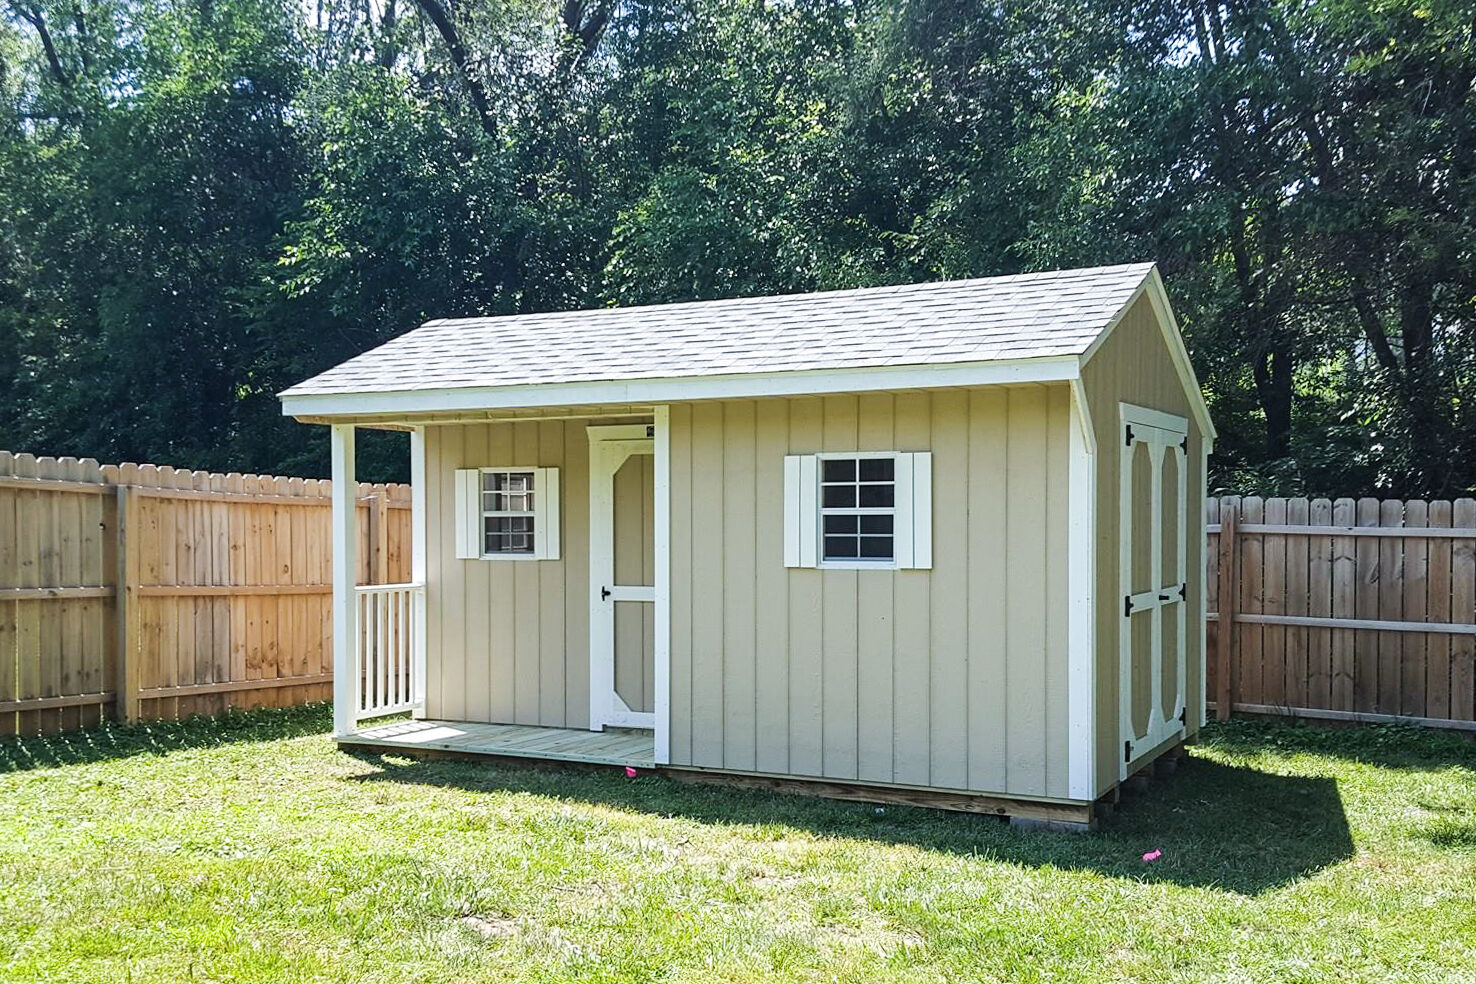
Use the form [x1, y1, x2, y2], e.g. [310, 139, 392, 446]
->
[1119, 404, 1190, 777]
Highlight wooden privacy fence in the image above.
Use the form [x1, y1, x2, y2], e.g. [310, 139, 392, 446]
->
[0, 451, 410, 736]
[1208, 496, 1476, 730]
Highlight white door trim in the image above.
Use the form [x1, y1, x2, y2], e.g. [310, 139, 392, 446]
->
[588, 424, 659, 733]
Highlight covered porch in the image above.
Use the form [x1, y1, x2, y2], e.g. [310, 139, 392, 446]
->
[324, 412, 671, 768]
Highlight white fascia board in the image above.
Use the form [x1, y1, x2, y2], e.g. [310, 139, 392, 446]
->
[280, 356, 1082, 420]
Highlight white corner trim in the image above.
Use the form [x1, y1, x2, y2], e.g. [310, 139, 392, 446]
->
[281, 356, 1083, 419]
[1066, 386, 1096, 799]
[653, 406, 671, 765]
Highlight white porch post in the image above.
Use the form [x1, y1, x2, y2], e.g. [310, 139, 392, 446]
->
[331, 424, 358, 737]
[410, 426, 428, 717]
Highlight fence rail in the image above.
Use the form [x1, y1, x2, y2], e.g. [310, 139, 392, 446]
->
[1208, 496, 1476, 729]
[0, 451, 410, 736]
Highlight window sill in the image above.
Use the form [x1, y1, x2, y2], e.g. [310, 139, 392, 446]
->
[815, 559, 903, 571]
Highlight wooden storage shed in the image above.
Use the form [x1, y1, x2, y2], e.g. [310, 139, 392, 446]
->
[280, 261, 1215, 828]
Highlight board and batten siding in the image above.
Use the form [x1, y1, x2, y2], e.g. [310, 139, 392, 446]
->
[1080, 293, 1207, 796]
[424, 418, 643, 729]
[667, 387, 1076, 800]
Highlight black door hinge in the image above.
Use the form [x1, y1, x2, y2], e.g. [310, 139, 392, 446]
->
[1124, 740, 1132, 762]
[1179, 435, 1188, 452]
[1179, 707, 1187, 725]
[1178, 582, 1187, 601]
[1123, 594, 1134, 617]
[1124, 425, 1135, 447]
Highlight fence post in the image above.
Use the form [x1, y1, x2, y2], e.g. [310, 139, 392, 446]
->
[371, 492, 389, 585]
[112, 484, 140, 723]
[1216, 500, 1238, 720]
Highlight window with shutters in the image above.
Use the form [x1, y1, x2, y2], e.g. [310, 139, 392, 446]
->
[782, 451, 931, 570]
[454, 466, 560, 561]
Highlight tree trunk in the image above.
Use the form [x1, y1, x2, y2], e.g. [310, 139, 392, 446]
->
[412, 0, 498, 140]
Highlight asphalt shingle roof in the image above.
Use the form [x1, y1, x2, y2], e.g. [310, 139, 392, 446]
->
[281, 262, 1155, 398]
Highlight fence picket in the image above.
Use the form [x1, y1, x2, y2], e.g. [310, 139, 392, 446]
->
[1453, 500, 1476, 721]
[1427, 501, 1453, 720]
[1377, 499, 1405, 715]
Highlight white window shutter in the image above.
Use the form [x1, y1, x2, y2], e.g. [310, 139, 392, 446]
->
[783, 454, 820, 568]
[454, 469, 480, 559]
[908, 452, 933, 570]
[783, 455, 801, 567]
[536, 467, 561, 560]
[798, 454, 818, 567]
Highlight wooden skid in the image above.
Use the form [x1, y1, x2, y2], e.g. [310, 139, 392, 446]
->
[660, 767, 1096, 827]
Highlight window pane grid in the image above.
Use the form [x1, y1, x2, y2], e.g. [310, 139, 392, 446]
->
[819, 455, 896, 563]
[481, 470, 537, 555]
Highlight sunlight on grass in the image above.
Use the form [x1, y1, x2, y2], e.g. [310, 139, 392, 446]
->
[1, 705, 1473, 983]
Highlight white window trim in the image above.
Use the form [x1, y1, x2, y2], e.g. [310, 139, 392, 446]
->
[784, 450, 932, 571]
[454, 465, 561, 561]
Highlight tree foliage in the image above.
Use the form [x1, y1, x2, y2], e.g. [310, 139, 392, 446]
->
[1, 0, 1472, 493]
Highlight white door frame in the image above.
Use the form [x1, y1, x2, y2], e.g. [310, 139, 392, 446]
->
[1119, 403, 1189, 777]
[588, 420, 669, 751]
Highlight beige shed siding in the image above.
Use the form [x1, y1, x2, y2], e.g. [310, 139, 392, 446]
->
[422, 418, 636, 729]
[667, 387, 1075, 799]
[1080, 294, 1207, 796]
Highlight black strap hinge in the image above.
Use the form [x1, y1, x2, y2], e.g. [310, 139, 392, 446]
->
[1124, 424, 1135, 447]
[1123, 594, 1134, 617]
[1179, 435, 1188, 452]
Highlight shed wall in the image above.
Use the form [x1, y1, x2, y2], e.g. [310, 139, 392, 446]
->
[1081, 294, 1207, 795]
[667, 387, 1076, 800]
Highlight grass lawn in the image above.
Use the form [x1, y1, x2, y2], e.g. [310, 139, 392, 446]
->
[1, 706, 1473, 983]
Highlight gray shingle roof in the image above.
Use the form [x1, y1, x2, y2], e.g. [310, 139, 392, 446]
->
[281, 262, 1155, 398]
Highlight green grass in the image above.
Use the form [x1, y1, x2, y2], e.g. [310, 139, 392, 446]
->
[1, 706, 1473, 983]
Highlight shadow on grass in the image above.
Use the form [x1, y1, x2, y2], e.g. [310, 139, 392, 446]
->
[1201, 718, 1475, 771]
[346, 747, 1353, 897]
[0, 702, 333, 773]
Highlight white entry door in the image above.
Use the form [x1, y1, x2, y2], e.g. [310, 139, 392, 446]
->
[1119, 404, 1190, 777]
[588, 425, 656, 731]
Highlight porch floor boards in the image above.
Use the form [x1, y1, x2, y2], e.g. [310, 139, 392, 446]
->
[339, 719, 655, 767]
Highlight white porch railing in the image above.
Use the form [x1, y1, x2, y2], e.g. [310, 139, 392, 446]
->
[354, 583, 424, 724]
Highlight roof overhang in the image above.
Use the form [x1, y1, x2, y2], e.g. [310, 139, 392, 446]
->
[280, 354, 1085, 422]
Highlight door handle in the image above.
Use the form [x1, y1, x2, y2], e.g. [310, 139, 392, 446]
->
[601, 586, 611, 601]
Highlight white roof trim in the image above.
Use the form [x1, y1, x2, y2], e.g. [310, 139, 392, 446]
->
[281, 355, 1083, 419]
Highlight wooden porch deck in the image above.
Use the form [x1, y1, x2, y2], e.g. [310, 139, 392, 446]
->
[338, 719, 655, 767]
